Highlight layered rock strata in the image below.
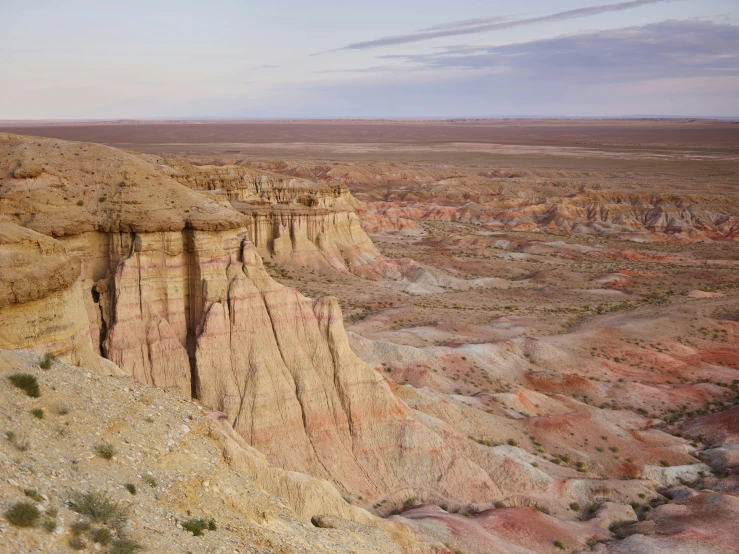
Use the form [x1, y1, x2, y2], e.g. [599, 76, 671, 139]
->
[0, 133, 546, 509]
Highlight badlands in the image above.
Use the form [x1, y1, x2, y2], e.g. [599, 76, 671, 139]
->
[0, 119, 737, 554]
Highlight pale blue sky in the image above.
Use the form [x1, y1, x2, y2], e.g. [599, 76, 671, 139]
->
[1, 0, 737, 118]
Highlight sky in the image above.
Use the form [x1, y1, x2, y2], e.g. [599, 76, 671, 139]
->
[1, 0, 738, 118]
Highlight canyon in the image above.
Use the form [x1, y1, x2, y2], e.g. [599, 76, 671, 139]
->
[0, 120, 738, 554]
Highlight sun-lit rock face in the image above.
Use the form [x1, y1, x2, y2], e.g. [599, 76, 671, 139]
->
[149, 157, 403, 278]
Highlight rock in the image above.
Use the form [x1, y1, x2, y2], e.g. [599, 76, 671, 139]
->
[700, 445, 739, 470]
[592, 502, 638, 530]
[641, 463, 711, 488]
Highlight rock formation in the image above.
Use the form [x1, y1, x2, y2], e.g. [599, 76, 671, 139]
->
[0, 133, 552, 511]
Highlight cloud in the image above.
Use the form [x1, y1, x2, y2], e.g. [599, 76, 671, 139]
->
[340, 0, 674, 50]
[377, 20, 739, 83]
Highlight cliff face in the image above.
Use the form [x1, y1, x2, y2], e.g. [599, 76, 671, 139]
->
[152, 158, 402, 278]
[0, 133, 543, 509]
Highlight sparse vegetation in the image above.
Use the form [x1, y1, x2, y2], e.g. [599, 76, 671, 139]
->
[31, 408, 44, 419]
[69, 535, 87, 550]
[24, 488, 43, 502]
[69, 489, 129, 531]
[181, 517, 216, 536]
[110, 538, 144, 554]
[91, 526, 113, 545]
[95, 441, 115, 460]
[8, 373, 40, 398]
[4, 501, 40, 527]
[42, 517, 58, 532]
[39, 353, 56, 369]
[124, 483, 137, 495]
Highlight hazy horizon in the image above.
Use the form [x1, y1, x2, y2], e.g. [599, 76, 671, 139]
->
[2, 0, 738, 119]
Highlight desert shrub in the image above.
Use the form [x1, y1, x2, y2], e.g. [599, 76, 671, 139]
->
[660, 460, 670, 467]
[8, 373, 40, 398]
[46, 507, 58, 518]
[56, 405, 70, 415]
[554, 540, 565, 549]
[70, 520, 91, 535]
[463, 505, 479, 516]
[90, 526, 112, 545]
[569, 502, 580, 511]
[95, 442, 115, 460]
[69, 490, 128, 531]
[42, 517, 57, 532]
[142, 475, 156, 488]
[124, 483, 137, 495]
[403, 497, 417, 507]
[39, 353, 56, 370]
[4, 501, 40, 527]
[507, 439, 518, 447]
[110, 539, 144, 554]
[23, 489, 43, 502]
[181, 517, 216, 536]
[68, 536, 86, 550]
[31, 408, 44, 419]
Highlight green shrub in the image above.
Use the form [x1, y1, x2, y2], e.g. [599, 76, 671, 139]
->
[39, 353, 56, 370]
[507, 439, 518, 447]
[31, 408, 44, 419]
[69, 490, 128, 531]
[110, 539, 144, 554]
[95, 442, 115, 460]
[660, 460, 670, 467]
[124, 483, 137, 495]
[70, 520, 91, 535]
[142, 475, 156, 488]
[554, 540, 565, 550]
[181, 517, 216, 536]
[90, 526, 112, 545]
[569, 502, 580, 511]
[4, 501, 40, 527]
[23, 489, 43, 502]
[8, 373, 40, 398]
[42, 517, 57, 532]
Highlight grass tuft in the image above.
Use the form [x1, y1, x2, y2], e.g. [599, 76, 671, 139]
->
[110, 538, 144, 554]
[39, 353, 56, 370]
[8, 373, 40, 398]
[69, 490, 129, 531]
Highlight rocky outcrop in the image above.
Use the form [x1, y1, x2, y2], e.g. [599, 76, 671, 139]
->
[147, 158, 402, 278]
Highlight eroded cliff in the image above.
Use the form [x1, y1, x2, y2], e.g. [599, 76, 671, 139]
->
[0, 133, 549, 512]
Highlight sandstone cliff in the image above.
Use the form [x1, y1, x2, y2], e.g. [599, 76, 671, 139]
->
[0, 133, 553, 513]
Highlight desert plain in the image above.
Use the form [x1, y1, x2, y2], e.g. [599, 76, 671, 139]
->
[0, 118, 737, 554]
